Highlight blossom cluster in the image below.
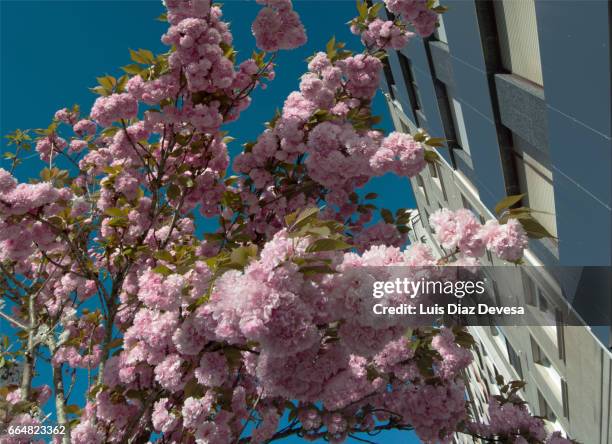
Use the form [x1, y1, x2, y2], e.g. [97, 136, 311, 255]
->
[429, 208, 529, 262]
[87, 229, 480, 443]
[230, 48, 428, 249]
[252, 0, 307, 52]
[384, 0, 440, 37]
[350, 0, 440, 52]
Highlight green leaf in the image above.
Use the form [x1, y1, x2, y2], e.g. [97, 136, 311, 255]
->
[305, 226, 331, 237]
[107, 338, 123, 349]
[367, 2, 383, 19]
[412, 132, 424, 143]
[152, 264, 173, 276]
[326, 36, 337, 60]
[495, 194, 526, 215]
[290, 207, 320, 231]
[101, 126, 120, 138]
[424, 150, 440, 163]
[381, 208, 394, 224]
[153, 250, 174, 262]
[167, 184, 181, 200]
[107, 217, 128, 228]
[223, 347, 243, 369]
[514, 216, 553, 239]
[356, 0, 368, 19]
[90, 86, 110, 97]
[122, 64, 144, 75]
[96, 75, 116, 91]
[284, 210, 299, 227]
[397, 225, 410, 234]
[299, 264, 337, 275]
[104, 207, 126, 217]
[65, 404, 81, 415]
[183, 378, 205, 398]
[230, 245, 258, 267]
[306, 238, 352, 253]
[116, 75, 129, 93]
[365, 192, 378, 200]
[88, 384, 107, 399]
[130, 48, 154, 65]
[424, 137, 446, 147]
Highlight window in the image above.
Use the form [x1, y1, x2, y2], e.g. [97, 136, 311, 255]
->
[446, 89, 471, 155]
[557, 318, 565, 362]
[429, 162, 437, 179]
[538, 390, 556, 422]
[561, 379, 569, 418]
[493, 0, 544, 86]
[538, 292, 549, 312]
[429, 163, 448, 201]
[416, 174, 430, 206]
[524, 273, 537, 306]
[398, 53, 422, 113]
[513, 134, 557, 238]
[505, 338, 523, 379]
[493, 365, 501, 384]
[486, 366, 495, 385]
[492, 280, 502, 307]
[531, 336, 551, 367]
[524, 274, 553, 314]
[423, 208, 430, 230]
[474, 344, 484, 369]
[382, 58, 396, 100]
[483, 376, 491, 398]
[480, 341, 488, 356]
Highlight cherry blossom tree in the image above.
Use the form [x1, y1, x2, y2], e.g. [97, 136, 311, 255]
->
[0, 0, 569, 443]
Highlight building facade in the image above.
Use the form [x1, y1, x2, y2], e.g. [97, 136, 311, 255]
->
[381, 1, 612, 442]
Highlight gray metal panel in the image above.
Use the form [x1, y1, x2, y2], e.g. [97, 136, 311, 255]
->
[553, 171, 611, 266]
[495, 74, 549, 156]
[535, 0, 611, 139]
[400, 39, 454, 164]
[458, 103, 508, 210]
[386, 50, 415, 122]
[548, 109, 611, 208]
[440, 0, 487, 72]
[534, 0, 611, 266]
[449, 60, 494, 119]
[438, 0, 516, 213]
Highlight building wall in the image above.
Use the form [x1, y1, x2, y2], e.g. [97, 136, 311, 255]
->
[379, 1, 612, 442]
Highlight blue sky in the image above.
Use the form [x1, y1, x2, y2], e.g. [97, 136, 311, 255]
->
[0, 1, 418, 442]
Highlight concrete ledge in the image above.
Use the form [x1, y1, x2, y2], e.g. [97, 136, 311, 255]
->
[429, 41, 454, 87]
[494, 74, 549, 156]
[415, 109, 428, 129]
[453, 147, 477, 185]
[528, 237, 560, 267]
